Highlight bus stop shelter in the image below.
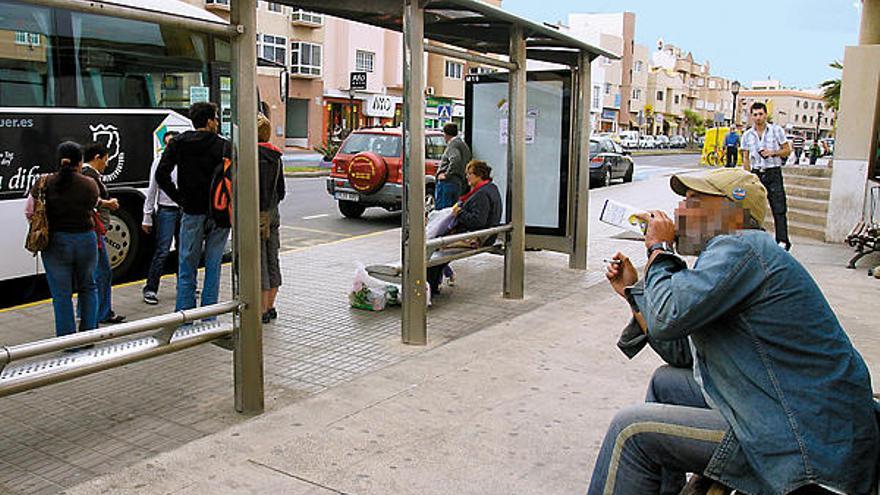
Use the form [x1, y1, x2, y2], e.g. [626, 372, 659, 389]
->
[3, 0, 615, 418]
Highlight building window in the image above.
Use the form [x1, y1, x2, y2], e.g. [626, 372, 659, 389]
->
[265, 1, 282, 12]
[291, 41, 322, 76]
[697, 78, 705, 87]
[206, 0, 230, 5]
[602, 56, 612, 65]
[14, 31, 41, 46]
[809, 116, 814, 123]
[632, 88, 641, 100]
[592, 85, 601, 108]
[634, 60, 643, 73]
[258, 34, 287, 66]
[696, 100, 705, 109]
[709, 80, 716, 89]
[674, 94, 680, 105]
[444, 60, 463, 79]
[656, 91, 664, 101]
[604, 83, 612, 95]
[290, 9, 323, 25]
[355, 50, 375, 73]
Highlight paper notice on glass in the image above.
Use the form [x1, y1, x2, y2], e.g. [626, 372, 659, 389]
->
[599, 199, 648, 236]
[499, 117, 537, 145]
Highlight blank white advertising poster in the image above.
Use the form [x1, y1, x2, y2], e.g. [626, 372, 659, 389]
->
[466, 72, 569, 233]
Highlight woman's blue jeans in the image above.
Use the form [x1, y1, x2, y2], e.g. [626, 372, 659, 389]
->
[41, 231, 99, 337]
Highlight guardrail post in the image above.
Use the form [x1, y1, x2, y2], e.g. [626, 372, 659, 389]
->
[401, 0, 427, 345]
[231, 0, 264, 413]
[570, 50, 591, 270]
[504, 25, 526, 299]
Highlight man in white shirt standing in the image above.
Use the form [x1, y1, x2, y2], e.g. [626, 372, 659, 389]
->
[741, 102, 792, 250]
[141, 131, 180, 305]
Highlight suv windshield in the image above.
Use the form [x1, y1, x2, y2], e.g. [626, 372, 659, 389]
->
[340, 134, 402, 158]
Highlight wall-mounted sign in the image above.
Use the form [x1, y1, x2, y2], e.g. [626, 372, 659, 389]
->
[189, 86, 210, 103]
[364, 95, 395, 118]
[350, 71, 368, 90]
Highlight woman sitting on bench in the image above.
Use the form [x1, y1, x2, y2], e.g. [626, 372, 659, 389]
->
[427, 160, 502, 295]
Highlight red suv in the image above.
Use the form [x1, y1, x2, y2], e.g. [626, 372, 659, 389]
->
[325, 127, 446, 218]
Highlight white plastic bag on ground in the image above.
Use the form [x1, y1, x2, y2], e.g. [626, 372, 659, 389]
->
[350, 263, 431, 311]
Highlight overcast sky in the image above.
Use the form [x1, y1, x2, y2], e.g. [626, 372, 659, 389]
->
[502, 0, 861, 89]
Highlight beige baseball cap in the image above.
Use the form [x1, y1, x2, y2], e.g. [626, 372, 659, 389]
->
[670, 168, 767, 228]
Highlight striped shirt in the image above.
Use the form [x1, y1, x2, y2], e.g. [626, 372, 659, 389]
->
[741, 123, 788, 169]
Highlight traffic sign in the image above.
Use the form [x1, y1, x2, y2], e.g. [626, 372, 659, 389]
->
[350, 71, 367, 90]
[437, 104, 452, 121]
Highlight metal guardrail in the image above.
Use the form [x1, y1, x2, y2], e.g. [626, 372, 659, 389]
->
[0, 301, 239, 398]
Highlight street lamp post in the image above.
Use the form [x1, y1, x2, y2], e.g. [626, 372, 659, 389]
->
[730, 80, 741, 126]
[816, 109, 824, 140]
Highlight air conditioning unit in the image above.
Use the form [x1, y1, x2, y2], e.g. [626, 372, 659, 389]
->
[425, 86, 435, 96]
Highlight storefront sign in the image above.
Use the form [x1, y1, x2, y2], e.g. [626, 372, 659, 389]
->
[364, 95, 395, 118]
[350, 71, 368, 90]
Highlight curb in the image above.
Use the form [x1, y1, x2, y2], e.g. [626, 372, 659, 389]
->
[630, 150, 701, 157]
[284, 170, 331, 178]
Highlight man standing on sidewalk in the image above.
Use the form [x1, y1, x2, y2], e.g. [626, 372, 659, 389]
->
[741, 102, 792, 250]
[80, 142, 125, 325]
[590, 168, 878, 495]
[724, 125, 740, 167]
[791, 132, 805, 164]
[156, 102, 231, 312]
[435, 123, 471, 209]
[141, 131, 180, 305]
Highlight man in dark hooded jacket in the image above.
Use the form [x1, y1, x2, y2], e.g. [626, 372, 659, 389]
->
[156, 102, 231, 312]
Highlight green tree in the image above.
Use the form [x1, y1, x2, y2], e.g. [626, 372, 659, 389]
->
[820, 60, 843, 112]
[682, 108, 703, 142]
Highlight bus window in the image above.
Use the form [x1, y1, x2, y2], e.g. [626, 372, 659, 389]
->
[0, 1, 55, 106]
[70, 12, 210, 109]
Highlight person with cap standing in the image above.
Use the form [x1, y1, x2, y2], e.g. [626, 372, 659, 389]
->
[588, 168, 878, 495]
[740, 101, 793, 250]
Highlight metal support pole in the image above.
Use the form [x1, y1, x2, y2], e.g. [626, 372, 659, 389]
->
[401, 0, 427, 345]
[503, 25, 526, 299]
[424, 43, 518, 71]
[230, 0, 264, 414]
[570, 51, 591, 269]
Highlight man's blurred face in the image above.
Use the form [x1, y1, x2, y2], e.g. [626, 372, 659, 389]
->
[751, 108, 767, 127]
[675, 191, 745, 255]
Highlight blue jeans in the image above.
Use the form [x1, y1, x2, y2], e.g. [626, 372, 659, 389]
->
[144, 206, 181, 294]
[434, 180, 460, 210]
[77, 236, 112, 322]
[587, 366, 727, 495]
[41, 231, 99, 337]
[175, 213, 229, 312]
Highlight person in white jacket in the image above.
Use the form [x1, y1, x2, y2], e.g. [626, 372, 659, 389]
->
[141, 131, 180, 305]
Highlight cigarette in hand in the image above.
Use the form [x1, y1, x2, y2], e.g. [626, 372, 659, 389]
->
[603, 258, 622, 265]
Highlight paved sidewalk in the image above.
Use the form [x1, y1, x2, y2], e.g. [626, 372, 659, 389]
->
[0, 173, 877, 494]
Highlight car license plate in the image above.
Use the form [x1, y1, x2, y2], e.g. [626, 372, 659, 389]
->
[336, 192, 359, 202]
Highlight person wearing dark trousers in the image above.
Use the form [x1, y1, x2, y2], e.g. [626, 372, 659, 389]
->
[741, 102, 792, 251]
[791, 133, 805, 165]
[434, 123, 472, 210]
[79, 142, 125, 324]
[257, 114, 285, 324]
[142, 131, 180, 305]
[724, 125, 740, 167]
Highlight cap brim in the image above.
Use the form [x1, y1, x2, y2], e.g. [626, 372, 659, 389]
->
[670, 173, 726, 198]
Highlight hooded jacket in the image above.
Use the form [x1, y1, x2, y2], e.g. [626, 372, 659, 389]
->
[258, 142, 286, 212]
[156, 130, 231, 215]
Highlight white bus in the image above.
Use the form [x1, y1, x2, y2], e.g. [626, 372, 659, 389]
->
[0, 0, 232, 286]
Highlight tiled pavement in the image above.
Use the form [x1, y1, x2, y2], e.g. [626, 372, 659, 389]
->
[0, 177, 684, 495]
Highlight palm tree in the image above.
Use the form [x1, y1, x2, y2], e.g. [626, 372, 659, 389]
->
[820, 60, 842, 112]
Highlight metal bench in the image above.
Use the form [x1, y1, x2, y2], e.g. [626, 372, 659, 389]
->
[845, 220, 880, 269]
[366, 224, 510, 284]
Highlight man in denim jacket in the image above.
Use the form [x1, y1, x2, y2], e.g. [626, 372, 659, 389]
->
[589, 168, 879, 495]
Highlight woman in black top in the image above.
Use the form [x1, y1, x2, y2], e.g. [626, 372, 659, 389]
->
[257, 114, 286, 323]
[29, 142, 100, 337]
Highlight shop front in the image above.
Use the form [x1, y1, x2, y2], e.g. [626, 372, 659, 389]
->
[323, 96, 365, 145]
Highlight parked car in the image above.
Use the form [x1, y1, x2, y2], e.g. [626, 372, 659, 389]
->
[638, 135, 657, 149]
[655, 135, 670, 149]
[619, 130, 640, 149]
[590, 137, 634, 187]
[669, 135, 687, 148]
[597, 132, 622, 144]
[326, 127, 443, 218]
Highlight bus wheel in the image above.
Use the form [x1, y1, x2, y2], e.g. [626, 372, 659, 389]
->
[106, 206, 140, 279]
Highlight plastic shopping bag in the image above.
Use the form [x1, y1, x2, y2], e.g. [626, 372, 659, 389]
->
[350, 262, 402, 311]
[426, 207, 457, 239]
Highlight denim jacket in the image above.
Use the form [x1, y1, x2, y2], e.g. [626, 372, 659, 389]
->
[630, 230, 878, 495]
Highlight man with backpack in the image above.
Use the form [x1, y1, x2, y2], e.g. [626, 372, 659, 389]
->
[156, 102, 232, 312]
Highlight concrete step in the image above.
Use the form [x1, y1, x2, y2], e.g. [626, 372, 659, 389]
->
[782, 166, 832, 178]
[786, 184, 831, 201]
[788, 196, 829, 214]
[788, 207, 827, 227]
[784, 174, 832, 188]
[765, 218, 826, 241]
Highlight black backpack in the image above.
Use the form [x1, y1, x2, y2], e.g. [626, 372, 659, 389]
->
[209, 156, 233, 228]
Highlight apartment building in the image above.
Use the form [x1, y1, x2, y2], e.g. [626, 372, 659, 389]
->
[739, 88, 836, 139]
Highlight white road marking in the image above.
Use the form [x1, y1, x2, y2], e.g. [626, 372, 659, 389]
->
[302, 214, 330, 220]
